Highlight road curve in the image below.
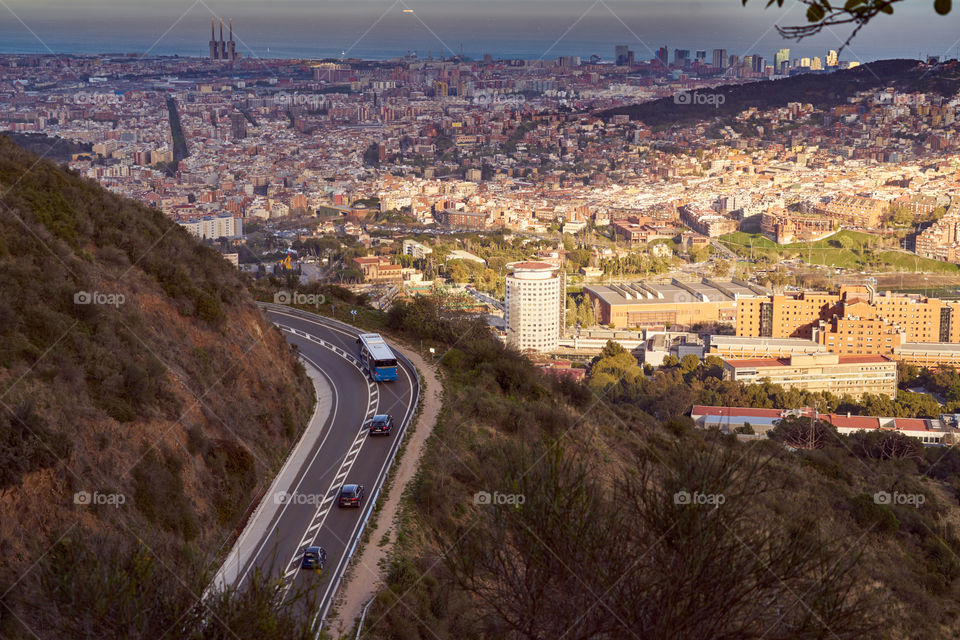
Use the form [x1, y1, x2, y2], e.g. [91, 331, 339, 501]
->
[211, 304, 419, 632]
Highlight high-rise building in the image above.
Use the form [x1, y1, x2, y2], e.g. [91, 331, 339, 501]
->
[810, 56, 823, 70]
[775, 48, 790, 73]
[712, 48, 727, 69]
[674, 49, 690, 66]
[505, 262, 564, 353]
[615, 44, 629, 65]
[752, 55, 765, 73]
[656, 46, 669, 66]
[728, 54, 740, 68]
[230, 111, 246, 140]
[826, 49, 838, 67]
[695, 50, 706, 63]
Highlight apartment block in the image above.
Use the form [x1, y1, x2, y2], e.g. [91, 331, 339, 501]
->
[505, 262, 564, 353]
[679, 206, 737, 237]
[810, 195, 886, 229]
[736, 286, 960, 354]
[721, 353, 897, 399]
[760, 209, 837, 243]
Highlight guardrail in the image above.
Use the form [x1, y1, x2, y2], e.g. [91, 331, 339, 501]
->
[258, 304, 421, 637]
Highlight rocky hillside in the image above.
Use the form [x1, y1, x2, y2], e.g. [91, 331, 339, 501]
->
[0, 135, 315, 638]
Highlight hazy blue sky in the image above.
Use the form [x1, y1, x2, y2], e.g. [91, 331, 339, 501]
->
[0, 0, 955, 62]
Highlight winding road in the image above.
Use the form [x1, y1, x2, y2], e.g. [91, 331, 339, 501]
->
[210, 304, 419, 633]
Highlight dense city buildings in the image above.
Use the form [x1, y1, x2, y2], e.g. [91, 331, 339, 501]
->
[505, 262, 563, 353]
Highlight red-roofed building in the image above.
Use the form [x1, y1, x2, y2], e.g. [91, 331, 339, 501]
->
[691, 405, 954, 444]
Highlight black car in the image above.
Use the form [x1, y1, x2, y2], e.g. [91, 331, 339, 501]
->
[300, 546, 326, 570]
[368, 414, 393, 436]
[338, 483, 365, 508]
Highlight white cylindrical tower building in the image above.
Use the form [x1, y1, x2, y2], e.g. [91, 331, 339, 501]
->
[504, 261, 563, 353]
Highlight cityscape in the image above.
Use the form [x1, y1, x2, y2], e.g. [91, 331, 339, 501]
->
[7, 1, 960, 639]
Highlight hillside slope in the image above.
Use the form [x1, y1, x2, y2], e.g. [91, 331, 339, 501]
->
[353, 298, 960, 640]
[600, 59, 954, 128]
[0, 136, 315, 638]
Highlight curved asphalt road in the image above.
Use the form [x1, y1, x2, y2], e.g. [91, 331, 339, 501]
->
[215, 304, 419, 632]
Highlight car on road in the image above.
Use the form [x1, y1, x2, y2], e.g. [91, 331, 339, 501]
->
[368, 414, 393, 436]
[300, 546, 326, 570]
[338, 484, 365, 508]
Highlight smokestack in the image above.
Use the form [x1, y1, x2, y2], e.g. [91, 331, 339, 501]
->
[211, 18, 215, 40]
[219, 19, 223, 42]
[229, 19, 232, 42]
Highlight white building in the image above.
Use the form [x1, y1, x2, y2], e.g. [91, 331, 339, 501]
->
[403, 239, 433, 259]
[504, 261, 563, 353]
[179, 214, 243, 240]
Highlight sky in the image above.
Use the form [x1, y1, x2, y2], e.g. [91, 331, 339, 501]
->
[0, 0, 957, 63]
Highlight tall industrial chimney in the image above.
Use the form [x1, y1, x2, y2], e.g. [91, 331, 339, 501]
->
[209, 18, 218, 60]
[228, 19, 236, 61]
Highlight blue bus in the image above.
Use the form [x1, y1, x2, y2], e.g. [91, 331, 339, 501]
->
[356, 333, 398, 382]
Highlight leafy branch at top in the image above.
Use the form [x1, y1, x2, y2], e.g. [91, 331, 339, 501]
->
[743, 0, 948, 52]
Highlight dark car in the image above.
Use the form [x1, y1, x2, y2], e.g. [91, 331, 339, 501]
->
[338, 483, 365, 508]
[368, 414, 393, 436]
[300, 546, 326, 570]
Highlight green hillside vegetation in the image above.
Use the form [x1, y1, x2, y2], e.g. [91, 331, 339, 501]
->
[0, 135, 317, 638]
[357, 304, 960, 640]
[720, 230, 960, 273]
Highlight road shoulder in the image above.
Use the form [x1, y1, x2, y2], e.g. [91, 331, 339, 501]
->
[328, 344, 443, 637]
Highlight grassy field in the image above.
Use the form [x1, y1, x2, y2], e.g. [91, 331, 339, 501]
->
[719, 230, 960, 274]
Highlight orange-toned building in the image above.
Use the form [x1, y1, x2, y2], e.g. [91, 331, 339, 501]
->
[736, 285, 960, 356]
[353, 256, 403, 284]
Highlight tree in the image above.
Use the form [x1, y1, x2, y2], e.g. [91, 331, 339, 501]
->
[885, 204, 913, 226]
[770, 415, 838, 449]
[679, 354, 701, 375]
[566, 296, 577, 327]
[741, 0, 944, 50]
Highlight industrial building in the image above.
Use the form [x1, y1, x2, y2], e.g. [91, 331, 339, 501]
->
[584, 278, 768, 330]
[208, 19, 240, 62]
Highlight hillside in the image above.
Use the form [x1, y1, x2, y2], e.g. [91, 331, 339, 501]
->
[599, 58, 956, 128]
[342, 296, 960, 640]
[0, 135, 316, 638]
